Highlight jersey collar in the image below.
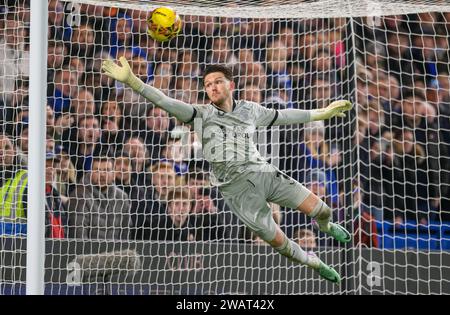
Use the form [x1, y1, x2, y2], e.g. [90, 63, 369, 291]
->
[211, 99, 238, 113]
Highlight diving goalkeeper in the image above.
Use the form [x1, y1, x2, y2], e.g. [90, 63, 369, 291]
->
[102, 57, 352, 284]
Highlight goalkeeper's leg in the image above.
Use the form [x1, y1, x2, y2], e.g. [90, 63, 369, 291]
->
[258, 225, 341, 284]
[268, 167, 351, 244]
[297, 193, 351, 244]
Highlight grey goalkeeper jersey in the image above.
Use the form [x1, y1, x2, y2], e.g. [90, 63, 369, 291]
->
[189, 100, 278, 186]
[134, 79, 312, 187]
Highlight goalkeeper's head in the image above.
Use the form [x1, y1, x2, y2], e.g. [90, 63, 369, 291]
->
[202, 64, 235, 106]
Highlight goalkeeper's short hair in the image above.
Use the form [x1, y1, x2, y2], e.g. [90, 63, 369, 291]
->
[202, 64, 233, 84]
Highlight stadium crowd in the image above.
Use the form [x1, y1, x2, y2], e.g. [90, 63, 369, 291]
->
[0, 0, 449, 248]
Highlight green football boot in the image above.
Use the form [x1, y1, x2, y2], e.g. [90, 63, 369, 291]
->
[317, 261, 341, 284]
[312, 221, 352, 244]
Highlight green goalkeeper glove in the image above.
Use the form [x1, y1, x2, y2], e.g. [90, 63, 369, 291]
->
[310, 100, 353, 121]
[101, 56, 143, 91]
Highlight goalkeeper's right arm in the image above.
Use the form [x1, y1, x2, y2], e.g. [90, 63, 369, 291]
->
[101, 56, 195, 123]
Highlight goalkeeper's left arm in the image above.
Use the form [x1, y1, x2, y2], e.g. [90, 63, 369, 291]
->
[272, 100, 353, 126]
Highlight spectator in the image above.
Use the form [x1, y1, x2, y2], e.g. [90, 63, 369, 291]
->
[70, 89, 96, 121]
[173, 76, 199, 104]
[239, 60, 267, 90]
[239, 18, 273, 58]
[113, 153, 157, 240]
[48, 0, 66, 40]
[55, 89, 96, 141]
[273, 22, 296, 61]
[63, 115, 102, 179]
[123, 136, 149, 186]
[0, 17, 29, 104]
[47, 68, 77, 116]
[355, 66, 374, 110]
[129, 9, 152, 34]
[395, 92, 437, 145]
[176, 49, 201, 79]
[426, 75, 450, 219]
[179, 15, 216, 64]
[54, 148, 77, 205]
[0, 134, 27, 235]
[383, 127, 440, 224]
[352, 184, 380, 248]
[234, 47, 267, 89]
[46, 135, 56, 155]
[410, 28, 440, 84]
[386, 31, 414, 86]
[184, 168, 230, 241]
[54, 111, 75, 142]
[150, 62, 172, 92]
[288, 60, 306, 100]
[84, 51, 116, 101]
[106, 13, 146, 60]
[363, 42, 386, 74]
[291, 121, 340, 206]
[295, 228, 317, 251]
[15, 121, 28, 165]
[44, 151, 68, 238]
[186, 167, 238, 238]
[0, 133, 69, 238]
[120, 54, 163, 119]
[240, 82, 263, 104]
[0, 79, 27, 137]
[46, 104, 56, 137]
[265, 38, 293, 108]
[298, 33, 316, 63]
[161, 135, 189, 176]
[152, 187, 195, 241]
[47, 40, 67, 71]
[207, 37, 238, 67]
[99, 100, 126, 153]
[311, 49, 336, 81]
[378, 74, 401, 112]
[217, 14, 243, 37]
[148, 161, 182, 226]
[67, 156, 132, 240]
[138, 105, 171, 164]
[359, 127, 392, 221]
[68, 57, 86, 85]
[305, 76, 333, 110]
[70, 23, 96, 58]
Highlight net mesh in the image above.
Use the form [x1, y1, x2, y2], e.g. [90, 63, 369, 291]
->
[0, 0, 449, 295]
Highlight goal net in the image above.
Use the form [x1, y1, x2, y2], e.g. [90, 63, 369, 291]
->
[0, 0, 449, 295]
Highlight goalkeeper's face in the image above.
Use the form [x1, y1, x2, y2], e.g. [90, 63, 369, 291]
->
[204, 72, 234, 106]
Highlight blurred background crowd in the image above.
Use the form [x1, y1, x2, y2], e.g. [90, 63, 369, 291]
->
[0, 0, 449, 249]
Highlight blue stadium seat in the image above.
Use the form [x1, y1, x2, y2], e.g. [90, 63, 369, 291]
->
[376, 220, 450, 250]
[441, 224, 450, 250]
[0, 222, 27, 236]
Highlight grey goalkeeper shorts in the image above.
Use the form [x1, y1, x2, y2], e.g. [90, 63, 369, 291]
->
[218, 163, 311, 242]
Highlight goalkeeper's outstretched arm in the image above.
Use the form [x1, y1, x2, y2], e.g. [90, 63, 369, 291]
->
[272, 100, 353, 126]
[101, 56, 195, 123]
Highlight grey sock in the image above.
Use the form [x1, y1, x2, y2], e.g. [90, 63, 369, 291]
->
[274, 237, 320, 269]
[310, 199, 332, 232]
